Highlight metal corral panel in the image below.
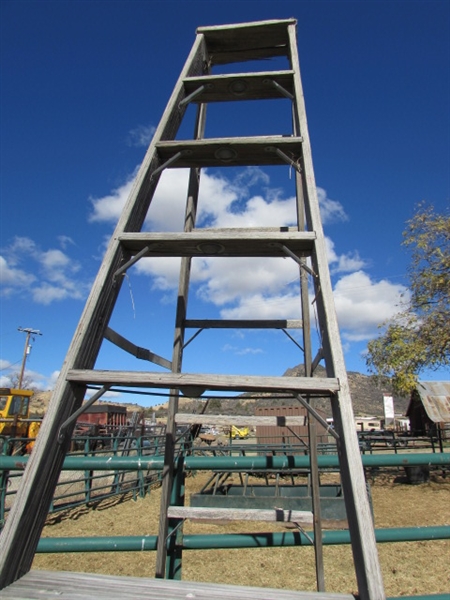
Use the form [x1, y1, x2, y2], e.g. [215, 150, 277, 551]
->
[255, 405, 328, 444]
[414, 381, 450, 423]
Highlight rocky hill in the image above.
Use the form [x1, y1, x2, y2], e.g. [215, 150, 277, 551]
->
[153, 365, 409, 418]
[281, 364, 409, 417]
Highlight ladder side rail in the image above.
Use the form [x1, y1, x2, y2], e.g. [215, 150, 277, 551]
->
[291, 67, 326, 591]
[156, 98, 208, 577]
[287, 24, 385, 600]
[0, 35, 208, 591]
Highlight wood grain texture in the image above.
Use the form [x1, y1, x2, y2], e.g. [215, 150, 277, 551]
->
[183, 71, 294, 102]
[167, 506, 314, 524]
[1, 570, 355, 600]
[119, 230, 315, 257]
[175, 413, 307, 426]
[156, 136, 303, 168]
[66, 370, 340, 395]
[184, 319, 303, 329]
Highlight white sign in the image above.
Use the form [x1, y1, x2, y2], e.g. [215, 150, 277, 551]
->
[383, 394, 394, 425]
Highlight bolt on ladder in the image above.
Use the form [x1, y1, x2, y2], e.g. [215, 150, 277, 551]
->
[0, 19, 385, 600]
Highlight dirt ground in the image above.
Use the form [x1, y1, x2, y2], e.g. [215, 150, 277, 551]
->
[33, 470, 450, 596]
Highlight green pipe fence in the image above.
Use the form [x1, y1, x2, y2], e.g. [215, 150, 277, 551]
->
[2, 449, 448, 598]
[1, 451, 449, 471]
[0, 433, 174, 524]
[35, 525, 450, 553]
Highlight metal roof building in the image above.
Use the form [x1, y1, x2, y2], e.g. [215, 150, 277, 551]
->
[407, 381, 450, 439]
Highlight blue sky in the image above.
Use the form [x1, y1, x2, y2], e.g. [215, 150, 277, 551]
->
[1, 1, 449, 405]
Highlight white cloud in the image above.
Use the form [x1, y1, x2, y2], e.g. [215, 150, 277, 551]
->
[0, 359, 12, 370]
[222, 343, 264, 356]
[221, 292, 302, 320]
[195, 257, 298, 306]
[0, 236, 90, 304]
[0, 365, 50, 391]
[57, 235, 75, 250]
[87, 167, 408, 345]
[0, 255, 35, 294]
[48, 371, 60, 388]
[333, 271, 409, 341]
[89, 174, 136, 223]
[325, 237, 366, 273]
[317, 188, 348, 224]
[127, 124, 156, 147]
[0, 375, 12, 387]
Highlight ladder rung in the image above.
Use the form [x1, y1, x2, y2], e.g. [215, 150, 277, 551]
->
[197, 19, 295, 65]
[175, 414, 306, 427]
[183, 71, 294, 103]
[67, 370, 340, 396]
[167, 506, 314, 525]
[184, 319, 303, 329]
[156, 137, 303, 168]
[119, 231, 315, 257]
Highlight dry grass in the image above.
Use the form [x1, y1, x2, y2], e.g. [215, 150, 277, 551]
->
[33, 470, 450, 596]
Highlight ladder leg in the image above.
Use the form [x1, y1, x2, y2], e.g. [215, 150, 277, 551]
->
[287, 22, 384, 600]
[156, 101, 207, 578]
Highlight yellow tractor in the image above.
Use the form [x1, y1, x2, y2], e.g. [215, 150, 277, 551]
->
[0, 388, 41, 454]
[230, 425, 250, 440]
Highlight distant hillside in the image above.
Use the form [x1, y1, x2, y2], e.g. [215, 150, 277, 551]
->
[153, 365, 409, 418]
[281, 364, 409, 417]
[30, 365, 409, 419]
[30, 391, 146, 417]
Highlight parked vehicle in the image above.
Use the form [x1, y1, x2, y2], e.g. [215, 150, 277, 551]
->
[230, 425, 249, 440]
[0, 388, 41, 454]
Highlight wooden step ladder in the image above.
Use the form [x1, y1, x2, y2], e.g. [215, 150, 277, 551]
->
[0, 19, 385, 600]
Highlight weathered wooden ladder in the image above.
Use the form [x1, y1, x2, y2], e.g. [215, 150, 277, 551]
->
[0, 19, 384, 600]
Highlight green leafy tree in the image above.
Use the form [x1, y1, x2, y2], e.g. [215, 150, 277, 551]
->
[366, 204, 450, 393]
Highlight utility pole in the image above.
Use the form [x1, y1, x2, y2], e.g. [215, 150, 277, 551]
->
[17, 327, 42, 388]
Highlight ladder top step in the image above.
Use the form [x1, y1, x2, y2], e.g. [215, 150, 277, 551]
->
[167, 506, 313, 525]
[118, 231, 315, 257]
[67, 370, 340, 396]
[184, 71, 294, 103]
[156, 137, 302, 168]
[197, 19, 296, 65]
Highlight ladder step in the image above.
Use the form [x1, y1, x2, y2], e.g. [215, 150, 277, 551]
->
[167, 506, 314, 525]
[156, 136, 302, 168]
[184, 319, 303, 329]
[183, 71, 294, 103]
[67, 370, 340, 396]
[119, 231, 315, 257]
[197, 19, 295, 65]
[175, 414, 306, 427]
[3, 569, 357, 600]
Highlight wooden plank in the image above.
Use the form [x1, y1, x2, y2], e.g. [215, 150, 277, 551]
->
[183, 71, 294, 102]
[167, 506, 313, 524]
[119, 230, 315, 257]
[175, 414, 306, 427]
[156, 136, 303, 168]
[184, 319, 303, 329]
[2, 570, 355, 600]
[197, 19, 296, 65]
[66, 370, 340, 395]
